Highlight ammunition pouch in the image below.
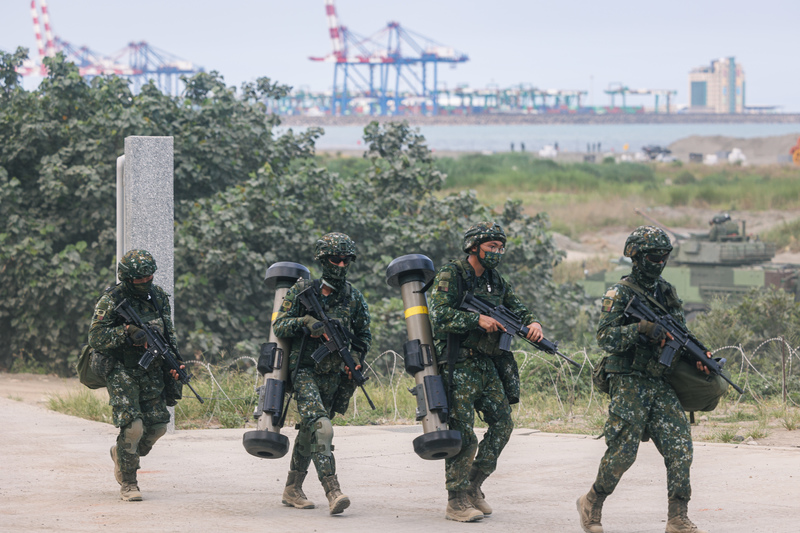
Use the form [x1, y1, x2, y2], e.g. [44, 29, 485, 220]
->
[163, 371, 183, 407]
[592, 356, 610, 394]
[492, 351, 520, 405]
[631, 344, 669, 378]
[330, 374, 357, 415]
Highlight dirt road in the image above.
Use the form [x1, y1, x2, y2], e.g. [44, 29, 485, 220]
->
[2, 389, 799, 532]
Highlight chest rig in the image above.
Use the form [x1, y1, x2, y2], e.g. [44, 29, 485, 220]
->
[293, 278, 357, 373]
[616, 277, 683, 378]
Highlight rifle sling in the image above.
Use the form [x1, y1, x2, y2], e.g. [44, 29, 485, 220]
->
[148, 288, 182, 362]
[617, 279, 671, 316]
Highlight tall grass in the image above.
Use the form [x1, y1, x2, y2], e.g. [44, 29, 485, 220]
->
[436, 153, 655, 193]
[762, 219, 800, 252]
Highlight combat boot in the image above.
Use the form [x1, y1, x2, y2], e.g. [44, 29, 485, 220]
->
[576, 486, 606, 533]
[110, 445, 122, 486]
[321, 474, 350, 515]
[445, 490, 484, 522]
[119, 471, 142, 502]
[666, 498, 708, 533]
[281, 470, 315, 509]
[466, 466, 492, 515]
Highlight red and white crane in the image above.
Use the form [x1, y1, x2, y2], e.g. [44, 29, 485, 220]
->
[15, 0, 199, 94]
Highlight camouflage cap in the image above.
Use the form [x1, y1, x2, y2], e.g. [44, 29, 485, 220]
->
[118, 249, 157, 281]
[462, 222, 506, 253]
[623, 226, 673, 258]
[314, 232, 357, 261]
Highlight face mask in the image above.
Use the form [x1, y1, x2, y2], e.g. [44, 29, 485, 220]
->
[321, 261, 349, 281]
[478, 251, 502, 270]
[125, 280, 153, 297]
[635, 253, 667, 279]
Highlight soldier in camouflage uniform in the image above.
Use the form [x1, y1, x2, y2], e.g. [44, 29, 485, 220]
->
[428, 222, 543, 522]
[708, 213, 740, 242]
[89, 250, 185, 502]
[577, 226, 711, 533]
[272, 233, 371, 515]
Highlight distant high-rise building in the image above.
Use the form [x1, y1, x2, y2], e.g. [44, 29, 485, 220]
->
[688, 57, 745, 113]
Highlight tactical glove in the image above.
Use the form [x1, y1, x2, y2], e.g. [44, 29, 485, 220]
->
[638, 320, 667, 344]
[301, 315, 321, 334]
[126, 325, 147, 346]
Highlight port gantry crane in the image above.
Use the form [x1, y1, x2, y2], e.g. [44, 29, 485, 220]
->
[605, 83, 677, 113]
[310, 0, 469, 116]
[17, 0, 201, 95]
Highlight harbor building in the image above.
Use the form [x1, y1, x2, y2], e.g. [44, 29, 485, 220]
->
[688, 57, 745, 113]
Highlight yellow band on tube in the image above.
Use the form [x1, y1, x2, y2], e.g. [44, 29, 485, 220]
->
[405, 306, 429, 318]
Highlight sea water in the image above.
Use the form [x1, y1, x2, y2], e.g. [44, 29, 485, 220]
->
[296, 122, 800, 154]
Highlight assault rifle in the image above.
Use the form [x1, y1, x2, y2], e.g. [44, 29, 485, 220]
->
[623, 296, 744, 394]
[115, 299, 204, 403]
[296, 286, 376, 410]
[459, 293, 581, 368]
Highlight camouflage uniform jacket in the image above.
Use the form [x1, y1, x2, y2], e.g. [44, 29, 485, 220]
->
[429, 259, 537, 359]
[89, 283, 181, 369]
[273, 279, 371, 375]
[597, 273, 685, 378]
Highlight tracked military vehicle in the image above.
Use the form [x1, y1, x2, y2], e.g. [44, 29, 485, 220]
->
[580, 210, 800, 318]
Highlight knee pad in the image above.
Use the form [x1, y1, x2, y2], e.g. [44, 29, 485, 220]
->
[138, 423, 168, 457]
[120, 418, 144, 454]
[312, 417, 334, 457]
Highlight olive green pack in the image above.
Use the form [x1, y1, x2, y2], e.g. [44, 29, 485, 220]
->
[76, 344, 107, 389]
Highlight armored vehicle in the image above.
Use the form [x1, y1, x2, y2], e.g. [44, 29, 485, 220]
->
[580, 210, 800, 318]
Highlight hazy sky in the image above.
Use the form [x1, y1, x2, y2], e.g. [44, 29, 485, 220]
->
[2, 0, 798, 111]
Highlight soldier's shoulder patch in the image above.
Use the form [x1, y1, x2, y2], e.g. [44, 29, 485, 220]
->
[439, 270, 452, 281]
[280, 299, 292, 312]
[601, 288, 618, 313]
[93, 308, 107, 321]
[437, 280, 450, 292]
[603, 288, 618, 300]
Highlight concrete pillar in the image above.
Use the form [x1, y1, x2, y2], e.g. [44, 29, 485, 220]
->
[116, 136, 176, 429]
[116, 136, 174, 298]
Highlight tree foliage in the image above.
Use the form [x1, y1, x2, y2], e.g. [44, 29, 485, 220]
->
[0, 52, 295, 372]
[0, 51, 584, 374]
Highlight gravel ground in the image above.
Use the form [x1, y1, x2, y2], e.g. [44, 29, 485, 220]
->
[1, 374, 800, 532]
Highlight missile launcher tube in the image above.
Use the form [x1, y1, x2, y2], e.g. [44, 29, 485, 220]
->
[387, 254, 462, 460]
[242, 262, 310, 459]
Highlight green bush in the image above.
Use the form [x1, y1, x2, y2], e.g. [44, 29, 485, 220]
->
[0, 50, 582, 374]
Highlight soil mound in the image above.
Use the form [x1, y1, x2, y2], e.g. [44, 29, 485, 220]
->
[668, 133, 800, 165]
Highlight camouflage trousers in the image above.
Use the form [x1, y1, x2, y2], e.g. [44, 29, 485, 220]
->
[593, 373, 693, 501]
[107, 364, 170, 473]
[288, 368, 344, 481]
[443, 356, 513, 491]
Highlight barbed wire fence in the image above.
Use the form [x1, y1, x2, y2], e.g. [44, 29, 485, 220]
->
[176, 338, 800, 428]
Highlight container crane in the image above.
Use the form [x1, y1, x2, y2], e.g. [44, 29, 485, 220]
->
[310, 0, 469, 116]
[17, 0, 200, 95]
[605, 83, 677, 113]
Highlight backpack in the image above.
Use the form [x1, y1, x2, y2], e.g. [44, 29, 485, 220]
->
[76, 344, 108, 389]
[666, 358, 729, 412]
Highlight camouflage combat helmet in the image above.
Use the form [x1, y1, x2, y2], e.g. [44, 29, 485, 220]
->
[462, 222, 507, 253]
[117, 249, 157, 281]
[314, 232, 357, 262]
[711, 213, 731, 225]
[623, 226, 673, 258]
